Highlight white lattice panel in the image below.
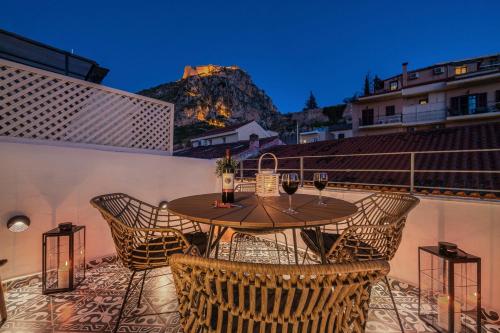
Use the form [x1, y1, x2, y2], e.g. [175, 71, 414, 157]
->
[0, 59, 174, 152]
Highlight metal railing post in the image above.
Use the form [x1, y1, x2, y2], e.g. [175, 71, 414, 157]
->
[300, 156, 304, 187]
[410, 152, 415, 193]
[240, 159, 244, 179]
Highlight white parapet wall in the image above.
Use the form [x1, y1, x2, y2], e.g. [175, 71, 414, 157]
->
[297, 187, 500, 313]
[0, 141, 218, 280]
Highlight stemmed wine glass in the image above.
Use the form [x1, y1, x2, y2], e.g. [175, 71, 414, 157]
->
[313, 172, 328, 205]
[281, 173, 300, 214]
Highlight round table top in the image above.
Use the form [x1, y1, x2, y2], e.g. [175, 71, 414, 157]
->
[167, 193, 358, 230]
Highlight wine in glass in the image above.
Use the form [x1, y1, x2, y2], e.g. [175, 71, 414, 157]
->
[313, 172, 328, 205]
[282, 173, 300, 214]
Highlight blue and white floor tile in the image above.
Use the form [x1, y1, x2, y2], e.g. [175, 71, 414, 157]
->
[1, 236, 499, 333]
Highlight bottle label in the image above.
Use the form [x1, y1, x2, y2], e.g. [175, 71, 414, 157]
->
[222, 173, 234, 191]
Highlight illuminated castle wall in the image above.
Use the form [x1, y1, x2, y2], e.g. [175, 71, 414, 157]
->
[182, 65, 240, 79]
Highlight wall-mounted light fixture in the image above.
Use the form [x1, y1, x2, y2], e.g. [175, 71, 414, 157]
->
[7, 215, 31, 232]
[158, 201, 168, 211]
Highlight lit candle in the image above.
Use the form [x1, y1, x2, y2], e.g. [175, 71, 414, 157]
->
[437, 294, 461, 331]
[58, 260, 70, 288]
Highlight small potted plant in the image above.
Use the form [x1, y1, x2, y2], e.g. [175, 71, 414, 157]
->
[215, 155, 239, 177]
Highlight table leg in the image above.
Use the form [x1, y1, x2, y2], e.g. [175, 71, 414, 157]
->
[292, 229, 299, 265]
[315, 227, 327, 264]
[205, 225, 215, 258]
[209, 227, 228, 259]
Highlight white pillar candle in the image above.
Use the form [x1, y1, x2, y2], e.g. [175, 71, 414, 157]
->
[437, 294, 461, 331]
[58, 260, 70, 288]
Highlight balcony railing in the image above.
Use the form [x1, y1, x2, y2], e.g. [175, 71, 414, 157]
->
[237, 149, 500, 195]
[361, 104, 500, 128]
[359, 114, 402, 127]
[447, 103, 500, 117]
[402, 109, 446, 123]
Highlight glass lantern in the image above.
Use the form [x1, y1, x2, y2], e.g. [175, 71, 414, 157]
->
[42, 224, 86, 294]
[418, 246, 481, 333]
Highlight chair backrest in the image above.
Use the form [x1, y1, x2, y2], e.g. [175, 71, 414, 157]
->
[91, 193, 201, 270]
[170, 254, 389, 333]
[235, 182, 256, 193]
[328, 192, 419, 262]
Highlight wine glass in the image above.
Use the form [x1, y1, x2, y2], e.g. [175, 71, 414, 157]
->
[313, 172, 328, 205]
[281, 173, 300, 214]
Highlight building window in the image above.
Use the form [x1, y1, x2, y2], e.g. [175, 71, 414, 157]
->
[338, 133, 345, 139]
[450, 93, 487, 115]
[385, 105, 395, 116]
[454, 65, 467, 75]
[222, 137, 226, 143]
[419, 98, 428, 105]
[389, 81, 398, 91]
[361, 109, 374, 126]
[207, 139, 212, 145]
[408, 72, 419, 80]
[433, 67, 445, 75]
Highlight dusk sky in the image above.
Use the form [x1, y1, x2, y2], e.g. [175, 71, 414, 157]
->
[2, 0, 499, 112]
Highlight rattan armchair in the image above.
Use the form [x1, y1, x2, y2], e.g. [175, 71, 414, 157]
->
[300, 191, 419, 331]
[170, 253, 389, 333]
[91, 193, 208, 333]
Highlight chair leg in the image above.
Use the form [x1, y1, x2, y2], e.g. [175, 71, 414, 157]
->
[278, 232, 291, 264]
[0, 276, 7, 325]
[228, 232, 238, 261]
[302, 247, 309, 264]
[114, 271, 136, 333]
[137, 270, 148, 308]
[274, 234, 281, 264]
[384, 276, 405, 332]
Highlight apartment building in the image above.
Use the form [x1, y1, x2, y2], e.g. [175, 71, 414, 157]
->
[352, 54, 500, 135]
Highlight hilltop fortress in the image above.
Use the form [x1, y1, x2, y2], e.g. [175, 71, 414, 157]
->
[182, 65, 240, 79]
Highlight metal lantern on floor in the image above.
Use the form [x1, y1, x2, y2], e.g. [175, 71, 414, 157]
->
[42, 223, 86, 294]
[256, 153, 280, 197]
[418, 244, 481, 333]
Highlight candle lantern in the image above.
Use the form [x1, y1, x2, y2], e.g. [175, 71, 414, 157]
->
[418, 245, 481, 333]
[42, 223, 86, 294]
[256, 153, 280, 197]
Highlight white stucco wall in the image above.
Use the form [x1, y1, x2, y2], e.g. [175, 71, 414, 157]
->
[297, 188, 500, 313]
[237, 121, 272, 141]
[0, 141, 218, 280]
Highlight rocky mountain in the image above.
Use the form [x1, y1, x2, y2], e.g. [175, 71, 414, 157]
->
[138, 65, 279, 129]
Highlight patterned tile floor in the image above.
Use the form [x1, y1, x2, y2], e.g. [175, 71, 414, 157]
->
[1, 236, 499, 333]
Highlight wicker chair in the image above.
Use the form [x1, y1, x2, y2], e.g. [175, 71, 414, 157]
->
[300, 191, 419, 331]
[170, 253, 390, 333]
[91, 193, 209, 333]
[230, 183, 290, 264]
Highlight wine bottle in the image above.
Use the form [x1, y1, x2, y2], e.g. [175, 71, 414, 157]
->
[221, 148, 235, 203]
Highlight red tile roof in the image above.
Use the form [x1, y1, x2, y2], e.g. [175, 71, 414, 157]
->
[175, 136, 279, 159]
[244, 122, 500, 196]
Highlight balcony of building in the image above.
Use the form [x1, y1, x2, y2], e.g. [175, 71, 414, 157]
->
[359, 114, 402, 128]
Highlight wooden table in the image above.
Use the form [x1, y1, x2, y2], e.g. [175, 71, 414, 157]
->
[168, 193, 358, 263]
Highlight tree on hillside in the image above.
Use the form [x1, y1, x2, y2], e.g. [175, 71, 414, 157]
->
[304, 91, 319, 110]
[373, 75, 384, 91]
[363, 73, 371, 96]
